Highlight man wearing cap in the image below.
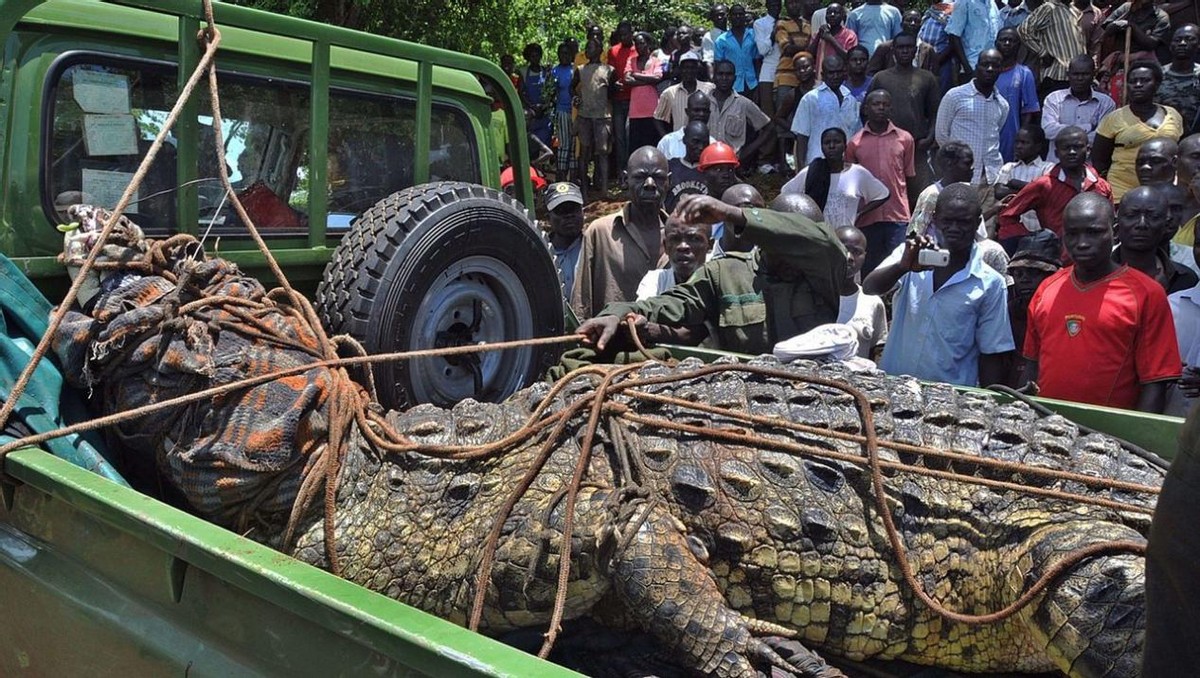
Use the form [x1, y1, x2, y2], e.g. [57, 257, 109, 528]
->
[577, 193, 846, 354]
[572, 147, 672, 319]
[654, 52, 716, 135]
[1004, 232, 1062, 386]
[544, 182, 585, 300]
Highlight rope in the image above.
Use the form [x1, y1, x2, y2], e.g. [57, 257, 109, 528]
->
[0, 14, 224, 437]
[0, 0, 1159, 656]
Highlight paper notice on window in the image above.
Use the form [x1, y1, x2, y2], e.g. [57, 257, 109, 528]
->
[81, 169, 138, 214]
[72, 70, 131, 114]
[82, 114, 138, 156]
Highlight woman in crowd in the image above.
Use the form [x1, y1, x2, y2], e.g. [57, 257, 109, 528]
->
[780, 127, 889, 228]
[1093, 60, 1184, 201]
[625, 31, 666, 151]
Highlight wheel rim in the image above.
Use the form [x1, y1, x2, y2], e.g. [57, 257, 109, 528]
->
[409, 255, 535, 406]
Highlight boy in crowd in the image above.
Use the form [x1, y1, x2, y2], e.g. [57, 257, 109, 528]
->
[1023, 192, 1180, 412]
[847, 89, 915, 274]
[998, 126, 1112, 255]
[665, 121, 712, 212]
[577, 39, 614, 195]
[993, 125, 1053, 235]
[835, 225, 888, 359]
[636, 217, 714, 300]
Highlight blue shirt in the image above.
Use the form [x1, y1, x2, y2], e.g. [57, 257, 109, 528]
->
[999, 2, 1030, 28]
[714, 29, 760, 92]
[995, 63, 1040, 162]
[945, 0, 1000, 68]
[848, 3, 903, 56]
[879, 242, 1014, 386]
[553, 237, 583, 300]
[919, 4, 953, 54]
[551, 64, 575, 112]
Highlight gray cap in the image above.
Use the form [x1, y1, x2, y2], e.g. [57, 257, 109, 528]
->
[545, 182, 583, 210]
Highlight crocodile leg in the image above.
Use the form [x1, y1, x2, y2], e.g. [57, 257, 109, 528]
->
[607, 503, 842, 678]
[1022, 521, 1146, 678]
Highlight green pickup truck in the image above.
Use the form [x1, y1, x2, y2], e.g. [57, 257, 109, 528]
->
[0, 0, 575, 674]
[0, 1, 1182, 676]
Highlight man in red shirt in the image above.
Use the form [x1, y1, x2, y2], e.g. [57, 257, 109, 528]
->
[608, 21, 638, 171]
[997, 126, 1112, 258]
[845, 89, 915, 275]
[1022, 192, 1181, 412]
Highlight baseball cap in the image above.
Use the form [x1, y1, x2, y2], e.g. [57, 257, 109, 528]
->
[679, 52, 701, 63]
[544, 182, 583, 210]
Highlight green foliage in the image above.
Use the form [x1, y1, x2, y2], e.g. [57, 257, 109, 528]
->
[225, 0, 735, 61]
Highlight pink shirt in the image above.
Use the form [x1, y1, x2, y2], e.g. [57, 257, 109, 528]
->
[626, 55, 664, 119]
[846, 122, 915, 225]
[815, 27, 858, 75]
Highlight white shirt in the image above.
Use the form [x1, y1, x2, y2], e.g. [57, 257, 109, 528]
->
[790, 83, 863, 164]
[811, 8, 828, 32]
[702, 27, 726, 63]
[996, 158, 1053, 232]
[780, 164, 889, 228]
[838, 288, 889, 358]
[1168, 281, 1200, 415]
[1171, 241, 1199, 276]
[636, 268, 678, 300]
[754, 14, 782, 82]
[656, 130, 718, 161]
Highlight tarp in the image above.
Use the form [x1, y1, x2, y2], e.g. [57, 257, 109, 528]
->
[0, 254, 126, 485]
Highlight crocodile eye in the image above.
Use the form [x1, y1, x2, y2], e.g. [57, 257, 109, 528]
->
[803, 460, 845, 493]
[671, 464, 717, 511]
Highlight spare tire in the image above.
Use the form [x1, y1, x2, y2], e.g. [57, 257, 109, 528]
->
[316, 181, 564, 410]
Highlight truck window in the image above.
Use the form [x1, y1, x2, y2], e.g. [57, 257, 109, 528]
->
[326, 87, 480, 229]
[197, 75, 311, 235]
[47, 57, 481, 237]
[46, 59, 180, 232]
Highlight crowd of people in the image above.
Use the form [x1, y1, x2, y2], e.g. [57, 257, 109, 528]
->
[502, 0, 1200, 418]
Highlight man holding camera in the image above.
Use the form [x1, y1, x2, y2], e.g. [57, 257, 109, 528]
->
[863, 183, 1013, 386]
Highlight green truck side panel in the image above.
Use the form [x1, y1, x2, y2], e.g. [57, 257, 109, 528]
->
[0, 448, 579, 676]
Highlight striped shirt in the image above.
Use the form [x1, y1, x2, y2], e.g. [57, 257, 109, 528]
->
[935, 81, 1011, 183]
[1016, 1, 1085, 82]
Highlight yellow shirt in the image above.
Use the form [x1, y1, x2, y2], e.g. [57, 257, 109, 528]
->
[1176, 213, 1198, 247]
[1096, 105, 1184, 201]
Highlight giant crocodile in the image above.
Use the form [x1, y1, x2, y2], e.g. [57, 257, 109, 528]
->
[50, 220, 1162, 678]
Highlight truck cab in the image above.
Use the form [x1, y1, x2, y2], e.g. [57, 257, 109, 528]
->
[0, 2, 569, 675]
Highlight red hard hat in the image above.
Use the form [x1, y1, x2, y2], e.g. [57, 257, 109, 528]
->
[500, 165, 548, 190]
[697, 142, 739, 170]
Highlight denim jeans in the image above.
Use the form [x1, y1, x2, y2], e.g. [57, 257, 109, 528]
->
[862, 221, 909, 277]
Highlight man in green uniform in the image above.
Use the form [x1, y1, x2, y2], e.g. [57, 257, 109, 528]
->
[577, 194, 846, 354]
